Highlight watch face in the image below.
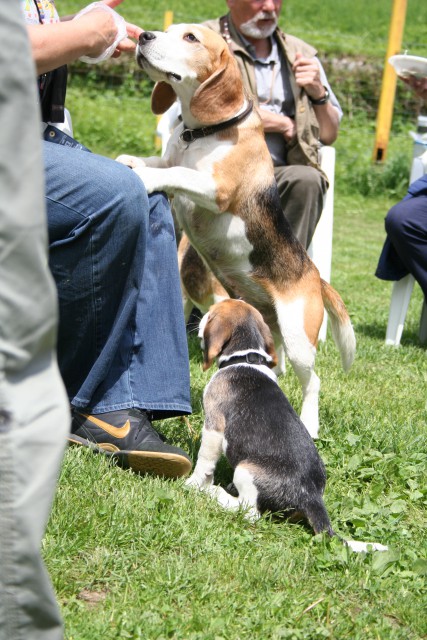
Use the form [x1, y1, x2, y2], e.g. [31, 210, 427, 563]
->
[311, 88, 329, 105]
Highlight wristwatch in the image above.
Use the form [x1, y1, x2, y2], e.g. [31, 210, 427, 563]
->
[309, 87, 330, 105]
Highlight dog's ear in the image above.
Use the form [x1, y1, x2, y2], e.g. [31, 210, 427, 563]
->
[264, 334, 278, 369]
[190, 48, 244, 124]
[202, 312, 232, 371]
[257, 316, 278, 369]
[151, 81, 177, 114]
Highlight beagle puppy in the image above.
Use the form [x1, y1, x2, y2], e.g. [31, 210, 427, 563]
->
[186, 300, 387, 552]
[116, 24, 356, 439]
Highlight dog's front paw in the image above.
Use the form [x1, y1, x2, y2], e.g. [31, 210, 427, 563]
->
[116, 154, 146, 169]
[132, 166, 165, 194]
[185, 473, 213, 490]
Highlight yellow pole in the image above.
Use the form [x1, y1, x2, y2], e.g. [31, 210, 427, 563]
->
[154, 11, 174, 151]
[372, 0, 408, 162]
[163, 10, 173, 29]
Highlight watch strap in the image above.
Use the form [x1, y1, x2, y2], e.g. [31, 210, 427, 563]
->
[310, 87, 330, 105]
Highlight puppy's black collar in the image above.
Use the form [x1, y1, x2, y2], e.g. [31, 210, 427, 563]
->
[180, 101, 253, 144]
[219, 351, 270, 369]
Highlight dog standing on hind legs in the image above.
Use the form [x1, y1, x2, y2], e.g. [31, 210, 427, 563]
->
[116, 23, 356, 438]
[185, 299, 387, 553]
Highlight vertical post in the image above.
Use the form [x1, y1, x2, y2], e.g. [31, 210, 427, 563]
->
[163, 10, 173, 29]
[372, 0, 408, 163]
[154, 11, 174, 151]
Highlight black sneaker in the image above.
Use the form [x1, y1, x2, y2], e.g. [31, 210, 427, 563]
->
[68, 408, 192, 478]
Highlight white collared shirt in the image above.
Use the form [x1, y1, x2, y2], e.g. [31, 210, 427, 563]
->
[244, 36, 343, 165]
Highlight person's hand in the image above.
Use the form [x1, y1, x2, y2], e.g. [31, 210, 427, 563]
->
[399, 75, 427, 102]
[78, 4, 143, 59]
[112, 22, 143, 56]
[76, 8, 120, 58]
[101, 0, 143, 56]
[258, 108, 296, 141]
[292, 52, 325, 102]
[279, 115, 296, 142]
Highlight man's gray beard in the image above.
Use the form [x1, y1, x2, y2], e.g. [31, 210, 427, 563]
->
[239, 12, 278, 40]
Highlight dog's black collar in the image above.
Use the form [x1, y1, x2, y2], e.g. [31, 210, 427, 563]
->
[180, 101, 253, 144]
[219, 351, 270, 369]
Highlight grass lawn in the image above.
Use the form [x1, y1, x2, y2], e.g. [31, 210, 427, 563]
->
[46, 187, 427, 639]
[45, 2, 427, 638]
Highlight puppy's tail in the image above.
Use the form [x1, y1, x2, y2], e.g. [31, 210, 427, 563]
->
[304, 500, 335, 537]
[320, 279, 356, 371]
[305, 501, 389, 553]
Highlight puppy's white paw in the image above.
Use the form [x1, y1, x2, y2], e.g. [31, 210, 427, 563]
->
[185, 474, 200, 488]
[185, 473, 213, 490]
[242, 506, 261, 522]
[116, 154, 146, 169]
[207, 485, 240, 509]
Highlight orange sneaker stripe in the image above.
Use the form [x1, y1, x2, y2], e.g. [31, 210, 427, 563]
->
[81, 413, 131, 439]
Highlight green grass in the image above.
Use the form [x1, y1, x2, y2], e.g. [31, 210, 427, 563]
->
[44, 2, 427, 638]
[49, 240, 427, 640]
[46, 139, 427, 640]
[47, 190, 427, 638]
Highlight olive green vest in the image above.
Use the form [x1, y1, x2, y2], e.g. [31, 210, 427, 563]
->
[204, 15, 323, 171]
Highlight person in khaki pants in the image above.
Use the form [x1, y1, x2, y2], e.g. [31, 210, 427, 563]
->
[204, 0, 342, 249]
[0, 3, 70, 639]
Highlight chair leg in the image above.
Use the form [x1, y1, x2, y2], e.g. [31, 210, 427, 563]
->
[385, 275, 415, 346]
[419, 300, 427, 345]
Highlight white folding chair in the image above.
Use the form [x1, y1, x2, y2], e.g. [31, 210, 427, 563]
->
[156, 107, 336, 342]
[155, 102, 181, 155]
[385, 149, 427, 346]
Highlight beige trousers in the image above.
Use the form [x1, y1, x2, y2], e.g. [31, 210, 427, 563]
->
[274, 164, 327, 249]
[0, 3, 70, 639]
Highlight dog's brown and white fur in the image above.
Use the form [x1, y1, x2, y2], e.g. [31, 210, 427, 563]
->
[117, 24, 356, 438]
[186, 299, 387, 553]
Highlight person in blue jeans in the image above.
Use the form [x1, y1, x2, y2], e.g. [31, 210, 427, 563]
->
[24, 0, 192, 478]
[376, 74, 427, 304]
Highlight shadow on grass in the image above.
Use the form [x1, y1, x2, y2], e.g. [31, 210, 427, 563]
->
[356, 321, 424, 348]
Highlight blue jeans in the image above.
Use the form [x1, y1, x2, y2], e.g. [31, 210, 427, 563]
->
[44, 142, 191, 418]
[376, 175, 427, 300]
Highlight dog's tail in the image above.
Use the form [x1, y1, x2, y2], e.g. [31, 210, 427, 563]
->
[320, 279, 356, 371]
[305, 501, 389, 553]
[304, 500, 335, 537]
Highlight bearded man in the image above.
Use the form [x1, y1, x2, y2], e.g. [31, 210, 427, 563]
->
[204, 0, 342, 248]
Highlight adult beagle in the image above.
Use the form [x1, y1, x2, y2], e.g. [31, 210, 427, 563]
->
[178, 234, 229, 323]
[185, 300, 387, 552]
[116, 24, 356, 439]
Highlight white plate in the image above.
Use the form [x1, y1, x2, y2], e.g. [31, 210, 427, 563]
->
[388, 54, 427, 79]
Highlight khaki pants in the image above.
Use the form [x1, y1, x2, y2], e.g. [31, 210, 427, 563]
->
[274, 164, 327, 249]
[0, 3, 70, 639]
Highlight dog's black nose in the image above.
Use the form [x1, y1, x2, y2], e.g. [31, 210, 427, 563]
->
[139, 31, 156, 45]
